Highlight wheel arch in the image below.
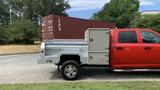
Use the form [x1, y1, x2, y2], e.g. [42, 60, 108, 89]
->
[58, 54, 81, 65]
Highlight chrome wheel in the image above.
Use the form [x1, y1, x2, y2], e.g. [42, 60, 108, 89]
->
[61, 60, 80, 80]
[64, 64, 77, 78]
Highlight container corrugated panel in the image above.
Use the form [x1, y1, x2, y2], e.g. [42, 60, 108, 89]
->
[41, 14, 116, 41]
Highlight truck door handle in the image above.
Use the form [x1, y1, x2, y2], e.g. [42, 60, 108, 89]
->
[116, 47, 123, 50]
[144, 47, 151, 50]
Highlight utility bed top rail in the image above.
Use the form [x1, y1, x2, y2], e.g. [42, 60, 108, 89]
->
[44, 39, 87, 45]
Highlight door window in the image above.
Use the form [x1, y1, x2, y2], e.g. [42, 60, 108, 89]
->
[140, 31, 160, 43]
[118, 31, 137, 43]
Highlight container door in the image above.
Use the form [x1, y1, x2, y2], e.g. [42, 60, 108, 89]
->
[88, 28, 110, 65]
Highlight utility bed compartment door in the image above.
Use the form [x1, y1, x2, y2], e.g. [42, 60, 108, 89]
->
[86, 28, 110, 65]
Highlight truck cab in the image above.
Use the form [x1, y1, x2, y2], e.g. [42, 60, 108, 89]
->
[111, 29, 160, 70]
[38, 28, 160, 80]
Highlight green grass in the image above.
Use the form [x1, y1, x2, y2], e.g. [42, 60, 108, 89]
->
[0, 81, 160, 90]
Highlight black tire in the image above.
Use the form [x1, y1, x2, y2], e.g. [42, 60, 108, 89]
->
[61, 60, 80, 80]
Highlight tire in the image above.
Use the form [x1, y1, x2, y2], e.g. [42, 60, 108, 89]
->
[61, 60, 80, 80]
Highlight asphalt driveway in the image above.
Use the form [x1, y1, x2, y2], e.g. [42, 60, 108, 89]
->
[0, 54, 160, 84]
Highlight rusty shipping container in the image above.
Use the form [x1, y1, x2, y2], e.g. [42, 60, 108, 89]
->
[41, 14, 116, 41]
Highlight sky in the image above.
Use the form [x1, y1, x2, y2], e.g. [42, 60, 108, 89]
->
[66, 0, 160, 19]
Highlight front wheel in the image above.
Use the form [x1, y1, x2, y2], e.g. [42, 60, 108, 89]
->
[61, 60, 80, 80]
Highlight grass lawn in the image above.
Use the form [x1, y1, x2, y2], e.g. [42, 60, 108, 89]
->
[0, 45, 40, 55]
[0, 81, 160, 90]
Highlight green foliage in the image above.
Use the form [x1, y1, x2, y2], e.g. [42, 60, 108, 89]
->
[5, 18, 39, 44]
[131, 14, 160, 32]
[92, 0, 139, 28]
[0, 27, 10, 44]
[0, 0, 70, 44]
[0, 0, 10, 26]
[24, 0, 70, 17]
[8, 0, 70, 21]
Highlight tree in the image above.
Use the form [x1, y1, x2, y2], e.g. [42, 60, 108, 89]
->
[0, 0, 70, 44]
[92, 0, 139, 28]
[131, 14, 160, 32]
[0, 0, 9, 26]
[7, 0, 70, 22]
[0, 27, 10, 44]
[6, 18, 39, 44]
[7, 0, 24, 17]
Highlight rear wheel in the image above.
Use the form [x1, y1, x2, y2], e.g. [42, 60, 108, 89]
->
[61, 60, 80, 80]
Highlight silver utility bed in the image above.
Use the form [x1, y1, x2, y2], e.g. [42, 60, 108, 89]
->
[38, 28, 110, 65]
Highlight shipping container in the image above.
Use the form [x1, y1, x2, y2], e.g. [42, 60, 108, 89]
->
[41, 14, 116, 41]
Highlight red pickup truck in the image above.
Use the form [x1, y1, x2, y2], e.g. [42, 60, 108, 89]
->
[38, 28, 160, 80]
[111, 28, 160, 69]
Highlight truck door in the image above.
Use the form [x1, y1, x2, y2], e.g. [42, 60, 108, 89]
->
[139, 30, 160, 68]
[111, 31, 142, 68]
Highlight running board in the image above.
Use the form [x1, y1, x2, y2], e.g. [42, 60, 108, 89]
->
[114, 69, 160, 72]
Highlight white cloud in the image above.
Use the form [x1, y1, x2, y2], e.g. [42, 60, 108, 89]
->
[67, 0, 110, 12]
[139, 0, 156, 6]
[66, 0, 157, 12]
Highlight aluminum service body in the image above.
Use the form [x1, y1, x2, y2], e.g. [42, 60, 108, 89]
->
[38, 28, 110, 65]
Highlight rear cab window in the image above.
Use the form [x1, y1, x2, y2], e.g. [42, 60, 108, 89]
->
[118, 31, 137, 43]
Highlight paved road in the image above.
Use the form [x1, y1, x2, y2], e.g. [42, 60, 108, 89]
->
[1, 54, 160, 84]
